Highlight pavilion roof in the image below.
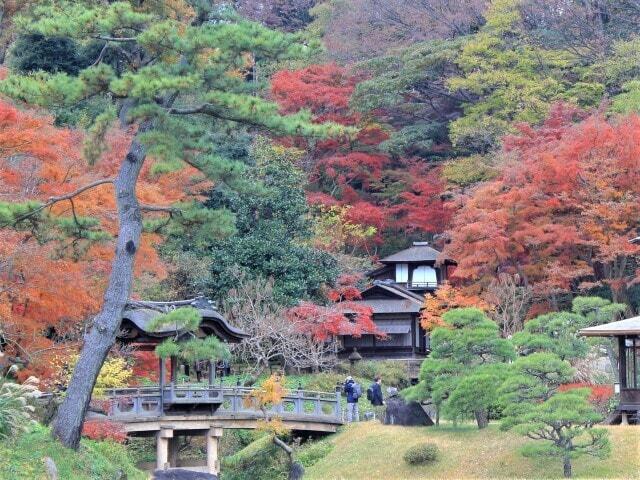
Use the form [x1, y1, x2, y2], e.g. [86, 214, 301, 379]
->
[579, 316, 640, 337]
[117, 297, 248, 345]
[378, 241, 455, 264]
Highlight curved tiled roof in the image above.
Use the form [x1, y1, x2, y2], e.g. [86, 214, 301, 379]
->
[118, 297, 248, 344]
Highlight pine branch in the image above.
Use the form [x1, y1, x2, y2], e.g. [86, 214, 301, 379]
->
[2, 179, 115, 228]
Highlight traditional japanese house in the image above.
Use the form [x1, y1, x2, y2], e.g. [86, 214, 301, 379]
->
[340, 242, 456, 360]
[580, 316, 640, 423]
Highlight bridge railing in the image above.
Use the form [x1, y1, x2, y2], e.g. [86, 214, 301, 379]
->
[103, 385, 342, 422]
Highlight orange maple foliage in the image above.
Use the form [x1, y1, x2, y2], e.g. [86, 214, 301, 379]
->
[446, 104, 640, 304]
[420, 282, 488, 331]
[0, 100, 208, 380]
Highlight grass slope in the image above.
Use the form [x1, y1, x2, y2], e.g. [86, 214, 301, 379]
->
[0, 424, 147, 480]
[305, 422, 640, 480]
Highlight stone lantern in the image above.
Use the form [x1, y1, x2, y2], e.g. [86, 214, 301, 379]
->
[348, 347, 362, 374]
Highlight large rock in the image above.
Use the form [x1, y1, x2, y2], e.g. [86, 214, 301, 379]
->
[383, 395, 434, 426]
[153, 469, 217, 480]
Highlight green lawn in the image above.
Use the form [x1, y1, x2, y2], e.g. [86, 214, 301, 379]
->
[305, 422, 640, 480]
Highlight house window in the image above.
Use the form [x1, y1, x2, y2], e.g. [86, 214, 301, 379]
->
[395, 263, 408, 283]
[412, 265, 437, 287]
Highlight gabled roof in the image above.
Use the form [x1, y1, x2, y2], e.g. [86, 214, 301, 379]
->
[117, 297, 248, 345]
[580, 316, 640, 337]
[379, 241, 445, 264]
[343, 281, 423, 315]
[365, 280, 424, 303]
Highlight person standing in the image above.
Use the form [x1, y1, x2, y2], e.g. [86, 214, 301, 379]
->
[344, 376, 361, 422]
[369, 376, 384, 406]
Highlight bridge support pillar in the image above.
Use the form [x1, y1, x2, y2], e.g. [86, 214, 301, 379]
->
[156, 428, 173, 470]
[168, 436, 180, 468]
[206, 426, 223, 475]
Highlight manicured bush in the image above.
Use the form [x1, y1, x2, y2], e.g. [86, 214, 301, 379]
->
[403, 443, 439, 465]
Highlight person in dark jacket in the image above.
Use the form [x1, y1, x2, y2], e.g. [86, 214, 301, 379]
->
[344, 376, 360, 422]
[370, 376, 384, 406]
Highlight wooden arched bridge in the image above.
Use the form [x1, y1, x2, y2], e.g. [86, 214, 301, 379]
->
[96, 384, 344, 475]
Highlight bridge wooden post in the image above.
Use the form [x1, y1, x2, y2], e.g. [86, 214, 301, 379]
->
[206, 425, 223, 475]
[156, 427, 173, 471]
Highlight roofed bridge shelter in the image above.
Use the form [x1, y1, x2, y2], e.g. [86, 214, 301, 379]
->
[98, 297, 343, 474]
[581, 316, 640, 424]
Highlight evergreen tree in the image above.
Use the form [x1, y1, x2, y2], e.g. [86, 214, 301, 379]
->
[0, 0, 344, 448]
[405, 308, 514, 428]
[502, 389, 610, 478]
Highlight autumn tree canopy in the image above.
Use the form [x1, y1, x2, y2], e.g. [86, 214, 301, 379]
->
[446, 105, 640, 307]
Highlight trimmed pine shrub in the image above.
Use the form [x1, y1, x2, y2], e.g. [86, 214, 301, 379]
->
[403, 442, 439, 465]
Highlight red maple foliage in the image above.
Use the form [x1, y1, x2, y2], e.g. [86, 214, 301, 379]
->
[287, 274, 381, 341]
[81, 420, 127, 443]
[558, 382, 614, 413]
[446, 104, 640, 304]
[271, 64, 451, 252]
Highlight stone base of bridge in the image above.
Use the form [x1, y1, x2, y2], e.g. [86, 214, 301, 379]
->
[156, 425, 223, 475]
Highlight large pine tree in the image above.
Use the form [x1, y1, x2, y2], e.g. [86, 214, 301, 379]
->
[0, 0, 344, 448]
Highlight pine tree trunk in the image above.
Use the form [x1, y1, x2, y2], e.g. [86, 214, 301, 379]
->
[51, 128, 149, 449]
[474, 409, 489, 429]
[563, 455, 572, 478]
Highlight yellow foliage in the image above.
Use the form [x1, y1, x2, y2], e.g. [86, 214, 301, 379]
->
[244, 373, 291, 436]
[55, 355, 133, 397]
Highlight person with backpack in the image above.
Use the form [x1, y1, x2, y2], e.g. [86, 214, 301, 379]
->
[366, 376, 384, 406]
[344, 376, 361, 422]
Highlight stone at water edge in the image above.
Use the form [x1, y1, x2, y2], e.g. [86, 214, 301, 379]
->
[383, 395, 434, 426]
[153, 469, 217, 480]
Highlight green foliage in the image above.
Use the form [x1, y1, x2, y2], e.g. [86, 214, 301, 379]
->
[147, 307, 202, 333]
[8, 33, 99, 76]
[340, 360, 409, 388]
[184, 138, 339, 305]
[512, 297, 625, 361]
[442, 155, 498, 187]
[0, 424, 145, 480]
[443, 363, 510, 424]
[222, 433, 289, 480]
[178, 336, 231, 363]
[303, 373, 343, 392]
[448, 0, 603, 151]
[403, 442, 439, 465]
[502, 389, 610, 477]
[499, 353, 574, 406]
[352, 39, 464, 158]
[155, 336, 230, 362]
[407, 309, 514, 426]
[154, 340, 181, 360]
